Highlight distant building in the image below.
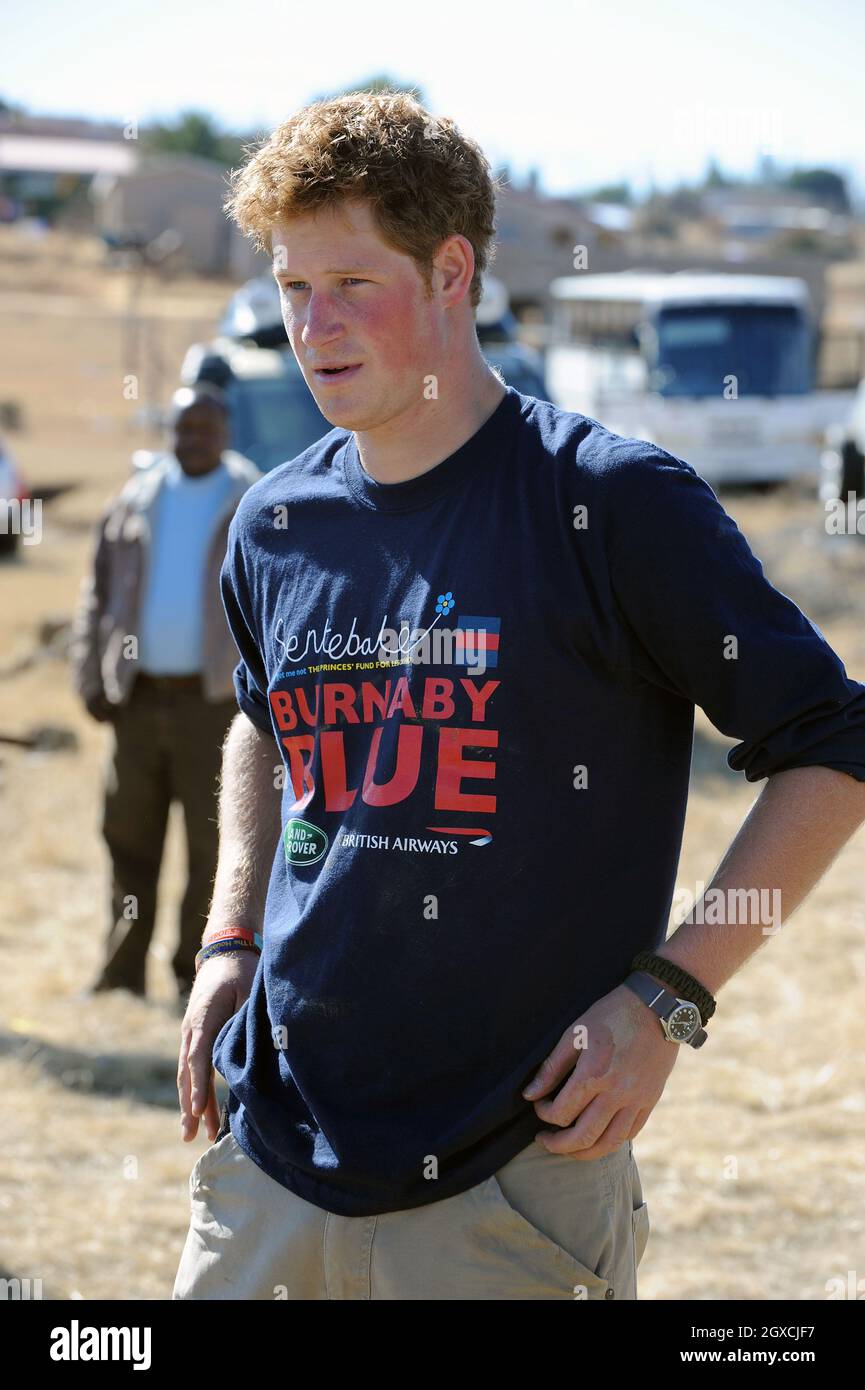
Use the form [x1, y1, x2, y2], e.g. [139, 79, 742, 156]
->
[822, 259, 865, 387]
[700, 185, 852, 257]
[0, 113, 246, 275]
[0, 113, 135, 222]
[91, 155, 234, 275]
[490, 184, 620, 318]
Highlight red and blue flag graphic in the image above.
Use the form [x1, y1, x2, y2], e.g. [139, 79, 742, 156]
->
[454, 615, 500, 668]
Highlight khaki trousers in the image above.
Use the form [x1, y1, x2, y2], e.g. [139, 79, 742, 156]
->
[173, 1129, 650, 1301]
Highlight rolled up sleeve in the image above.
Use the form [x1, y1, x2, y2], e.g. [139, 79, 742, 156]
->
[605, 447, 865, 783]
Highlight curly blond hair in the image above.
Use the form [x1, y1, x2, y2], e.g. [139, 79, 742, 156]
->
[224, 90, 499, 309]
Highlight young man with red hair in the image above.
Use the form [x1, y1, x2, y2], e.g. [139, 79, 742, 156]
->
[173, 91, 865, 1301]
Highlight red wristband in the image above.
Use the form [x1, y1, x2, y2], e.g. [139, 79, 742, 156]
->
[202, 926, 258, 947]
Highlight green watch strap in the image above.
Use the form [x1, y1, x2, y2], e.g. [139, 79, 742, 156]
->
[630, 950, 716, 1023]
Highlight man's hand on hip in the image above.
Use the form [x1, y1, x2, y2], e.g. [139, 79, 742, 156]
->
[521, 983, 681, 1159]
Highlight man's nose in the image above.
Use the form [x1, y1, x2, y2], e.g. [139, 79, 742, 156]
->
[301, 292, 343, 346]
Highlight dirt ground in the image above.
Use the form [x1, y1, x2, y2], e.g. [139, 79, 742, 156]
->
[1, 225, 864, 1302]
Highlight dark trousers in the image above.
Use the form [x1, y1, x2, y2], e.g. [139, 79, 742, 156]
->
[96, 673, 238, 994]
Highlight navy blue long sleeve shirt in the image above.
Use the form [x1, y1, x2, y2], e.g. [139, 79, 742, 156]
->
[212, 385, 865, 1216]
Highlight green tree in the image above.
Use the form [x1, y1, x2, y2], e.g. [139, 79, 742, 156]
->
[783, 166, 850, 212]
[141, 110, 245, 167]
[312, 74, 427, 104]
[583, 182, 633, 205]
[702, 157, 729, 189]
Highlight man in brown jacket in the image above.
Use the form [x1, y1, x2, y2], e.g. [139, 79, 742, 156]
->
[70, 384, 262, 999]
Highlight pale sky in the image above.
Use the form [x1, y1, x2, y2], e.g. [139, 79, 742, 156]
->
[6, 0, 865, 200]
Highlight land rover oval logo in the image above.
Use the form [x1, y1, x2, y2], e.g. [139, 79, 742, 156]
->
[284, 817, 328, 866]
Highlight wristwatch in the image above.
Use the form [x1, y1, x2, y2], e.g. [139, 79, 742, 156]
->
[623, 970, 709, 1048]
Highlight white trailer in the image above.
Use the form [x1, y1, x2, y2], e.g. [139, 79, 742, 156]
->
[547, 271, 853, 486]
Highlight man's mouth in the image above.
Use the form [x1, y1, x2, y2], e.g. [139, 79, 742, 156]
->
[313, 364, 362, 382]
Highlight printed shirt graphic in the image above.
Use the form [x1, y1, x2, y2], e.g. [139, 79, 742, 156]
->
[214, 385, 865, 1217]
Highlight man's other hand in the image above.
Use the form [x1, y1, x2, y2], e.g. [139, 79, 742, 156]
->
[177, 949, 260, 1143]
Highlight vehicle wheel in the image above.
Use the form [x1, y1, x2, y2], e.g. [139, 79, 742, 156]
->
[839, 440, 865, 500]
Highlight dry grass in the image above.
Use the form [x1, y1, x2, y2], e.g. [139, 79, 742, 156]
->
[1, 225, 864, 1301]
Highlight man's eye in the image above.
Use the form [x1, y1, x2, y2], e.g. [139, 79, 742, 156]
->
[279, 279, 366, 291]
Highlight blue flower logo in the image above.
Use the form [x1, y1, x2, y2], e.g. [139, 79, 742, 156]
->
[436, 590, 455, 616]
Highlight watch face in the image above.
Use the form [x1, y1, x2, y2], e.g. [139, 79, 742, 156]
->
[667, 1003, 700, 1041]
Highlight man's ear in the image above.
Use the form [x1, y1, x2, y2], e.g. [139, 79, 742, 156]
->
[433, 233, 475, 309]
